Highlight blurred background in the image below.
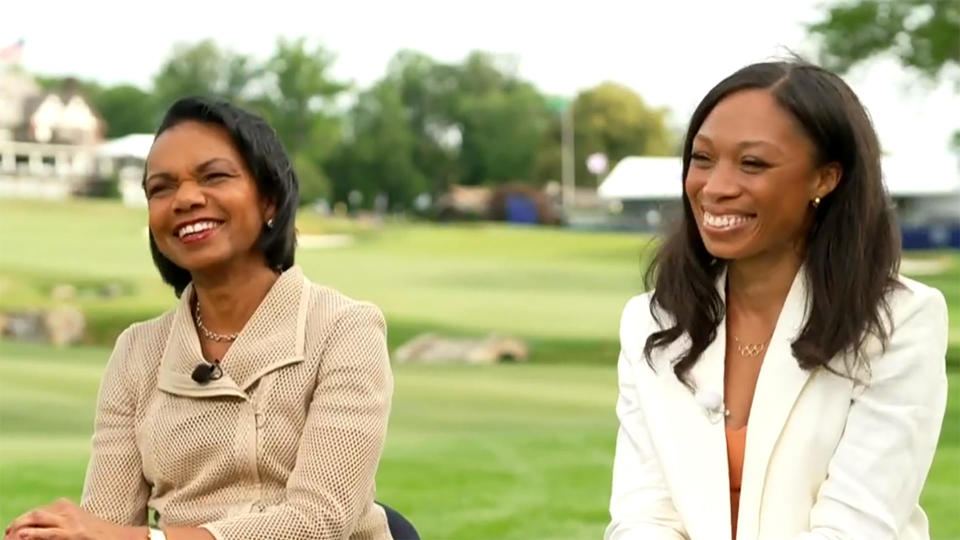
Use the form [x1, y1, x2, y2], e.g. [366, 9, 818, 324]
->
[0, 1, 958, 538]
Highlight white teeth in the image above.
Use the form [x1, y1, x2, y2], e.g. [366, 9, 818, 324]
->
[177, 221, 220, 238]
[704, 212, 752, 229]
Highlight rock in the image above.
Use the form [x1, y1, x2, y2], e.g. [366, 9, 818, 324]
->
[465, 336, 528, 364]
[2, 311, 47, 342]
[50, 283, 77, 301]
[44, 306, 86, 346]
[99, 282, 125, 298]
[394, 333, 528, 365]
[297, 234, 355, 250]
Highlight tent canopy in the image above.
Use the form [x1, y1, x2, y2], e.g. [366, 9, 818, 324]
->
[599, 154, 960, 200]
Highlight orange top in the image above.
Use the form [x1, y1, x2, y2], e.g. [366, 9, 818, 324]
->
[726, 425, 747, 540]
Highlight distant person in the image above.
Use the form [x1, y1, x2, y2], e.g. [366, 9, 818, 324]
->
[605, 60, 948, 540]
[5, 98, 417, 540]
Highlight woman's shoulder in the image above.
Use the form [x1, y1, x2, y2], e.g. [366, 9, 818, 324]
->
[98, 307, 178, 389]
[620, 292, 653, 330]
[303, 279, 386, 336]
[111, 305, 178, 354]
[305, 279, 383, 314]
[889, 274, 948, 318]
[854, 275, 949, 383]
[618, 292, 661, 358]
[300, 280, 389, 373]
[619, 291, 673, 336]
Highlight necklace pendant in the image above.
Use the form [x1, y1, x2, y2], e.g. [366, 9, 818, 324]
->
[734, 338, 766, 359]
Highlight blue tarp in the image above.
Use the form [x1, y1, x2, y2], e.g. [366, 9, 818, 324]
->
[901, 224, 960, 250]
[505, 194, 539, 224]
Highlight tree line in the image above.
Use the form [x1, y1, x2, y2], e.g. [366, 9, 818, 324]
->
[36, 39, 676, 210]
[34, 0, 958, 210]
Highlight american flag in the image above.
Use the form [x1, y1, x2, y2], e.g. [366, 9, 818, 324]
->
[0, 38, 25, 63]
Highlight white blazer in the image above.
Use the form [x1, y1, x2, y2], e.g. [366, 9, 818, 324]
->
[605, 269, 949, 540]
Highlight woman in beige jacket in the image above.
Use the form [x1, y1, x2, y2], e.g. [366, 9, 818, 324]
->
[5, 98, 404, 540]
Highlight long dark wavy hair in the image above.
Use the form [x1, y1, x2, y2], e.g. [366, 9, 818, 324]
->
[146, 97, 300, 297]
[643, 60, 901, 387]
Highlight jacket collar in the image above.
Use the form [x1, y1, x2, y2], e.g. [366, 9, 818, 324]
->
[645, 265, 812, 540]
[157, 265, 310, 399]
[736, 266, 812, 539]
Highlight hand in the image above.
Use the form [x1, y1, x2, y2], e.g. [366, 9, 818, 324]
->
[4, 498, 146, 540]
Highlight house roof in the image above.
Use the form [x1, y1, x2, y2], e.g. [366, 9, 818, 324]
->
[21, 93, 46, 121]
[598, 154, 960, 200]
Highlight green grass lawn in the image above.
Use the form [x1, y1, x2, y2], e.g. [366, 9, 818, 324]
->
[1, 199, 958, 538]
[0, 341, 619, 540]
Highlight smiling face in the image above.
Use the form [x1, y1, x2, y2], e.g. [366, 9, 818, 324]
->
[684, 89, 839, 263]
[144, 121, 274, 275]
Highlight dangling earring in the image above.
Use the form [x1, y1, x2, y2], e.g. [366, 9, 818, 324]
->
[811, 196, 821, 208]
[266, 218, 275, 229]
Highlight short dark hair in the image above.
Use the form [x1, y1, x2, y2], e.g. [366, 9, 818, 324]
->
[147, 97, 299, 296]
[644, 60, 900, 387]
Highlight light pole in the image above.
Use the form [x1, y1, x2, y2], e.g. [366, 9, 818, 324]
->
[561, 102, 575, 213]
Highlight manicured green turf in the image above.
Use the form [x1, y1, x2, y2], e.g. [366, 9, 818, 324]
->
[1, 341, 958, 539]
[1, 199, 958, 538]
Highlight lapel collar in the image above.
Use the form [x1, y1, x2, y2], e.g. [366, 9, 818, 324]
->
[646, 268, 731, 540]
[218, 265, 308, 390]
[736, 267, 813, 540]
[157, 266, 309, 399]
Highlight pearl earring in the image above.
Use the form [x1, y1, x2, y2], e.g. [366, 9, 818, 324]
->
[266, 218, 275, 229]
[811, 197, 822, 208]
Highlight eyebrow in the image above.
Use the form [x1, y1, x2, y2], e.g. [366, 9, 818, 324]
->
[694, 134, 781, 152]
[195, 157, 236, 173]
[143, 170, 171, 187]
[143, 158, 236, 187]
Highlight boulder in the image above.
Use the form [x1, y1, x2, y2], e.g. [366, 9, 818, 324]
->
[2, 311, 47, 342]
[50, 284, 77, 301]
[99, 282, 125, 298]
[44, 306, 87, 346]
[394, 333, 528, 365]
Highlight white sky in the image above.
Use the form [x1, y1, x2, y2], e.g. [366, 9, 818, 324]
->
[4, 0, 958, 164]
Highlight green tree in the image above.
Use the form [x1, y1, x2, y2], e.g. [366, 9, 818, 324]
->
[379, 50, 556, 191]
[385, 50, 461, 194]
[152, 40, 257, 111]
[292, 152, 330, 207]
[571, 82, 676, 186]
[328, 80, 427, 209]
[257, 38, 346, 156]
[254, 38, 348, 204]
[808, 0, 959, 80]
[808, 0, 960, 153]
[453, 52, 553, 185]
[90, 84, 158, 137]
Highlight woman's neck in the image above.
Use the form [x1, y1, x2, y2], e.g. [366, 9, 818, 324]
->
[726, 248, 803, 320]
[191, 260, 281, 334]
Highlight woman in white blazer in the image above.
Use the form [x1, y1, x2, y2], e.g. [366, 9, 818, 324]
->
[605, 60, 949, 540]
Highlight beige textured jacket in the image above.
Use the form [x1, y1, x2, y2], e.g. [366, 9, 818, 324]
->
[80, 266, 394, 540]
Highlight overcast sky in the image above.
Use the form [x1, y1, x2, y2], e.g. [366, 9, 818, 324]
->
[4, 0, 957, 164]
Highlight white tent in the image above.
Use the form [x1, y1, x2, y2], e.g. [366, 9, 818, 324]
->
[880, 153, 960, 197]
[96, 133, 154, 160]
[97, 134, 153, 207]
[599, 154, 960, 201]
[598, 156, 682, 200]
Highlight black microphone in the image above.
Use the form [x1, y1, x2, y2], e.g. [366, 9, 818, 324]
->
[191, 363, 223, 384]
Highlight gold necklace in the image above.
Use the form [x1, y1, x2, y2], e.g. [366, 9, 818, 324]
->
[194, 301, 239, 343]
[732, 335, 767, 358]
